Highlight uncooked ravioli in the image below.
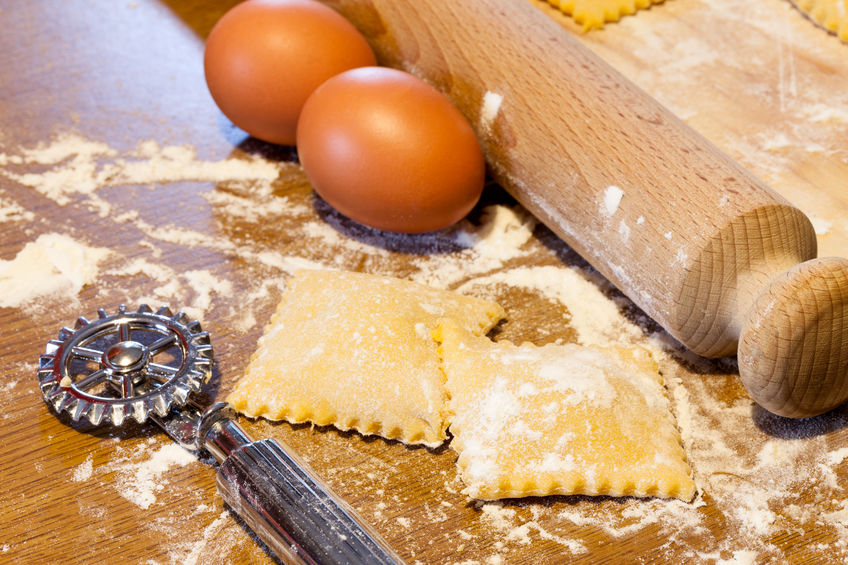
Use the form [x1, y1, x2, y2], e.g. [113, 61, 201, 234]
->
[436, 319, 696, 501]
[790, 0, 848, 42]
[545, 0, 666, 30]
[227, 269, 505, 448]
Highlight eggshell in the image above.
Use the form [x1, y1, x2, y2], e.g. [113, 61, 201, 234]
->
[296, 67, 486, 233]
[204, 0, 376, 145]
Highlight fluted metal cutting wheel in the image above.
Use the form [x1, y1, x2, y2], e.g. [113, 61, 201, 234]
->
[37, 305, 213, 426]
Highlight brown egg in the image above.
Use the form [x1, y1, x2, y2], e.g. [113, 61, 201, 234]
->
[204, 0, 376, 146]
[296, 67, 486, 233]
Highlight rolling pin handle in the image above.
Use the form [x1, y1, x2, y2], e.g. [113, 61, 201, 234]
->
[198, 403, 404, 565]
[738, 257, 848, 418]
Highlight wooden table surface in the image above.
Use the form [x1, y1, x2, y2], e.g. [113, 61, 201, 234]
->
[2, 1, 848, 563]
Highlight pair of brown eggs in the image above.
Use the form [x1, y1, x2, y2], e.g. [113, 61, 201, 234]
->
[203, 0, 485, 234]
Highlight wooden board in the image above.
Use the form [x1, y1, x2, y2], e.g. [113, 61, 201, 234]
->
[2, 1, 848, 563]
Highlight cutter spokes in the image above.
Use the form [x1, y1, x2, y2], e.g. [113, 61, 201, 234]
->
[37, 304, 214, 426]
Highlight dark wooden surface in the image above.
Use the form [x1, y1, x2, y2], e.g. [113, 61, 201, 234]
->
[3, 1, 848, 563]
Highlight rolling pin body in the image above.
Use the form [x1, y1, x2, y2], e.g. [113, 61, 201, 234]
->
[328, 0, 848, 417]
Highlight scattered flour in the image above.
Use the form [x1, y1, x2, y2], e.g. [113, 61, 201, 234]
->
[183, 269, 234, 313]
[0, 233, 110, 308]
[105, 441, 197, 510]
[412, 205, 537, 289]
[458, 264, 644, 347]
[453, 205, 536, 264]
[131, 219, 240, 254]
[601, 185, 624, 217]
[109, 140, 279, 187]
[202, 187, 306, 221]
[585, 0, 848, 262]
[0, 133, 281, 216]
[7, 129, 848, 563]
[71, 455, 94, 483]
[479, 502, 588, 554]
[802, 103, 848, 124]
[0, 377, 19, 394]
[716, 550, 759, 565]
[180, 510, 231, 565]
[0, 195, 34, 222]
[106, 256, 176, 284]
[810, 215, 832, 235]
[826, 447, 848, 466]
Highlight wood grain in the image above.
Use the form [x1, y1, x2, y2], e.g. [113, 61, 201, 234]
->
[2, 0, 848, 564]
[328, 0, 848, 417]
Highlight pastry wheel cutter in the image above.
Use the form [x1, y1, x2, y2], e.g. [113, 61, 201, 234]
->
[37, 304, 403, 565]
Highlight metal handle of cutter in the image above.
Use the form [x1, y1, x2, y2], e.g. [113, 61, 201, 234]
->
[198, 403, 404, 565]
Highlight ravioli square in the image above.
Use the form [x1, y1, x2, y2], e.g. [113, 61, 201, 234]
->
[227, 270, 505, 448]
[546, 0, 665, 31]
[436, 320, 696, 501]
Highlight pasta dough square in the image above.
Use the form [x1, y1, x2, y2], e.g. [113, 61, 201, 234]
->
[790, 0, 848, 42]
[546, 0, 665, 31]
[436, 319, 696, 501]
[227, 270, 505, 448]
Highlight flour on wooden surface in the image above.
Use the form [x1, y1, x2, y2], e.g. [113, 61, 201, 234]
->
[0, 376, 20, 394]
[457, 265, 644, 347]
[202, 188, 306, 221]
[148, 501, 262, 565]
[0, 233, 110, 308]
[0, 195, 34, 223]
[593, 0, 848, 260]
[411, 205, 537, 289]
[0, 133, 280, 212]
[179, 510, 231, 565]
[7, 129, 848, 563]
[71, 455, 94, 483]
[802, 103, 848, 124]
[810, 215, 832, 235]
[102, 440, 198, 510]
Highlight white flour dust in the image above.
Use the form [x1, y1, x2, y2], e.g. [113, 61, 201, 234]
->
[71, 455, 94, 483]
[5, 129, 848, 563]
[0, 132, 280, 216]
[102, 440, 198, 510]
[0, 195, 34, 222]
[601, 185, 624, 217]
[479, 91, 505, 135]
[588, 0, 848, 258]
[0, 233, 110, 308]
[178, 510, 231, 565]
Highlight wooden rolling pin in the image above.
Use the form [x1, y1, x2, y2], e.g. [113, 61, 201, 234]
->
[325, 0, 848, 418]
